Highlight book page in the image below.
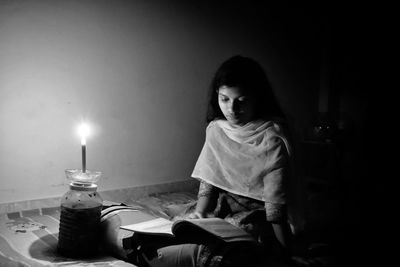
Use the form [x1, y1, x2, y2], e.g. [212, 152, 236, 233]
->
[120, 217, 174, 236]
[173, 218, 255, 243]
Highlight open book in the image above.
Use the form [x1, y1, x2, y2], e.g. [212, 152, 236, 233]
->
[120, 217, 257, 244]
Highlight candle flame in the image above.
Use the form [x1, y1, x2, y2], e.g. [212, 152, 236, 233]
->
[78, 123, 90, 144]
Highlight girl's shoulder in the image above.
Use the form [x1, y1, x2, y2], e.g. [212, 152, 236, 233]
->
[265, 121, 283, 136]
[206, 119, 225, 131]
[263, 120, 292, 155]
[204, 120, 222, 138]
[205, 120, 216, 132]
[207, 120, 218, 127]
[264, 118, 289, 136]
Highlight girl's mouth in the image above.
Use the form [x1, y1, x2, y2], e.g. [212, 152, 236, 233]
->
[226, 114, 243, 124]
[227, 112, 242, 119]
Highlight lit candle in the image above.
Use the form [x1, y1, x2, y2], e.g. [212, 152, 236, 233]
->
[78, 123, 90, 173]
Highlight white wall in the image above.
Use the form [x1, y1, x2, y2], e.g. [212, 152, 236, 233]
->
[0, 0, 319, 203]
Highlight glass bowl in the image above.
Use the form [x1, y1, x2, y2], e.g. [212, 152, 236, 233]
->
[65, 169, 102, 185]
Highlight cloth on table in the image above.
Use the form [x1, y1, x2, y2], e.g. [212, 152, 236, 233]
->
[0, 191, 197, 267]
[0, 206, 135, 266]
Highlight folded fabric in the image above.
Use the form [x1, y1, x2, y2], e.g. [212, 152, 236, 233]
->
[192, 119, 291, 203]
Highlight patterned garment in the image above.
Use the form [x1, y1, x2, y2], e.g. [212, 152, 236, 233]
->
[196, 181, 280, 243]
[198, 180, 286, 222]
[196, 242, 263, 267]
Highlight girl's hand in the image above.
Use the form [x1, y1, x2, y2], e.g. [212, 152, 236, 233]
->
[187, 211, 204, 219]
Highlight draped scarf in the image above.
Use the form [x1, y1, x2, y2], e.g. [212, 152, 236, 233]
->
[192, 119, 292, 204]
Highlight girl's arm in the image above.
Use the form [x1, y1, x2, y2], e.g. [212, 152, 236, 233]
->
[272, 221, 292, 256]
[266, 203, 293, 257]
[190, 181, 219, 218]
[262, 134, 294, 254]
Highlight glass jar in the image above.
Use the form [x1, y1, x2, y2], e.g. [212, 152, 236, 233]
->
[57, 171, 103, 257]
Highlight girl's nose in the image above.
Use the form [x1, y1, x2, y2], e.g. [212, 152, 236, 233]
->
[229, 100, 240, 113]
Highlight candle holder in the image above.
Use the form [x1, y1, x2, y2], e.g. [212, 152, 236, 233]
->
[65, 169, 102, 186]
[58, 169, 103, 257]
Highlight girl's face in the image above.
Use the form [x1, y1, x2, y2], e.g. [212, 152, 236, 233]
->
[218, 85, 256, 126]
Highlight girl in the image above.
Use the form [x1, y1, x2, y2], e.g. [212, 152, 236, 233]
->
[101, 55, 304, 267]
[188, 55, 303, 257]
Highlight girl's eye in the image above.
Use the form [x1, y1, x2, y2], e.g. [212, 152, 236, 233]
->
[220, 97, 229, 102]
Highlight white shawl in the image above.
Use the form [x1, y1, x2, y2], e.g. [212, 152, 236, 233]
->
[192, 119, 292, 204]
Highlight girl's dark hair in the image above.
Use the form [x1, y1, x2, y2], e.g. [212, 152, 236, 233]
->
[206, 55, 285, 123]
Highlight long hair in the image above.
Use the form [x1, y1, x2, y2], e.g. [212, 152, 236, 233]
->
[206, 55, 285, 123]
